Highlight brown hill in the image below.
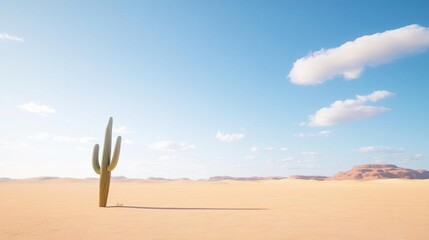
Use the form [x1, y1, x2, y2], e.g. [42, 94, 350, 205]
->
[332, 164, 429, 180]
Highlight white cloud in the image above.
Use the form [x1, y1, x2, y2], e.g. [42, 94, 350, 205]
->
[123, 138, 133, 144]
[149, 140, 195, 152]
[0, 140, 29, 150]
[216, 131, 245, 142]
[308, 90, 393, 127]
[27, 132, 50, 141]
[289, 24, 429, 85]
[17, 102, 56, 115]
[244, 155, 255, 160]
[0, 33, 24, 42]
[317, 130, 331, 137]
[293, 130, 331, 138]
[358, 146, 405, 153]
[250, 146, 259, 152]
[302, 151, 319, 157]
[113, 126, 128, 134]
[250, 146, 280, 152]
[358, 145, 424, 163]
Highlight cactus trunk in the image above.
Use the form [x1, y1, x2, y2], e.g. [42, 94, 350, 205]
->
[92, 117, 122, 207]
[99, 169, 111, 207]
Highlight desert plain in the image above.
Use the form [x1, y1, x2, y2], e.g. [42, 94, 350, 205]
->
[1, 178, 428, 240]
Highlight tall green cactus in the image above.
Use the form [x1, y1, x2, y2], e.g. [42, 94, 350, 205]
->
[92, 117, 122, 207]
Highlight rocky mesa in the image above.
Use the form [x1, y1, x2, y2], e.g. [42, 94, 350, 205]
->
[332, 164, 429, 180]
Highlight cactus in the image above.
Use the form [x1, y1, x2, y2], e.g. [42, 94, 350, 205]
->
[92, 117, 122, 207]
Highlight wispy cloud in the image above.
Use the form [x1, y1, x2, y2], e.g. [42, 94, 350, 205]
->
[289, 24, 429, 85]
[302, 151, 319, 158]
[0, 140, 29, 150]
[149, 140, 195, 152]
[293, 130, 331, 138]
[250, 146, 285, 152]
[358, 145, 424, 163]
[17, 102, 56, 115]
[0, 33, 24, 42]
[358, 146, 405, 153]
[308, 90, 393, 127]
[216, 131, 245, 142]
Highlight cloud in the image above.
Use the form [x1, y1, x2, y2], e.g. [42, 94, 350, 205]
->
[302, 151, 319, 158]
[17, 102, 56, 115]
[149, 141, 195, 152]
[308, 90, 393, 127]
[289, 24, 429, 85]
[123, 138, 133, 144]
[250, 146, 282, 152]
[216, 131, 245, 142]
[358, 146, 405, 153]
[293, 130, 331, 138]
[0, 140, 29, 150]
[358, 145, 424, 163]
[0, 33, 24, 42]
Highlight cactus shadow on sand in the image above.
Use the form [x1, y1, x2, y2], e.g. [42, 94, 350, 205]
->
[106, 205, 268, 211]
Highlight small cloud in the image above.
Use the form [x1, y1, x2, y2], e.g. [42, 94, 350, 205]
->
[0, 33, 24, 42]
[358, 145, 423, 163]
[279, 147, 288, 151]
[250, 146, 259, 152]
[293, 130, 331, 138]
[293, 133, 307, 138]
[17, 102, 56, 115]
[113, 126, 129, 134]
[308, 90, 393, 127]
[123, 138, 133, 144]
[317, 130, 331, 137]
[149, 140, 195, 152]
[358, 146, 405, 153]
[216, 131, 245, 142]
[278, 156, 294, 162]
[302, 151, 319, 157]
[244, 155, 255, 160]
[0, 140, 29, 150]
[27, 132, 50, 141]
[289, 24, 429, 85]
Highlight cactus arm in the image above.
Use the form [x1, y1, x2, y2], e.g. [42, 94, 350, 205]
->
[92, 144, 101, 174]
[107, 136, 121, 171]
[101, 117, 113, 169]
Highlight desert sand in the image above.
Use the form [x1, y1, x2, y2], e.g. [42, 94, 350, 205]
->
[1, 178, 428, 240]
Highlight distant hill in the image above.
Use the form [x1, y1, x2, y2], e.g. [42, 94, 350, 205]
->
[331, 164, 429, 180]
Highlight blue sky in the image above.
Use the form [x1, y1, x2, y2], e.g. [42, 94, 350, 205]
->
[1, 0, 429, 179]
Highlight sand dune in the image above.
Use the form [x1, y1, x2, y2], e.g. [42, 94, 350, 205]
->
[1, 178, 428, 240]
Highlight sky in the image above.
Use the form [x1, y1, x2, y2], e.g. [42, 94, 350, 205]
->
[1, 0, 429, 179]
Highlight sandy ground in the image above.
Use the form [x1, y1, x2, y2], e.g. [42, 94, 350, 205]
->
[1, 179, 428, 240]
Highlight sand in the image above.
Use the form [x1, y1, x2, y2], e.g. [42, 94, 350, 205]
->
[1, 179, 428, 240]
